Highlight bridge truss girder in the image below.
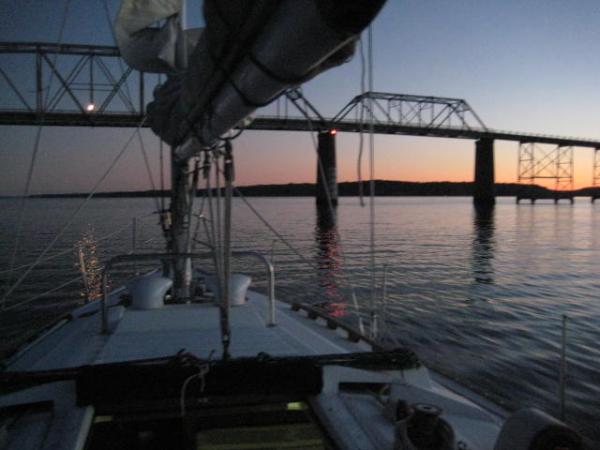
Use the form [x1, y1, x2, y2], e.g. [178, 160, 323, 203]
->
[0, 42, 147, 122]
[2, 41, 600, 164]
[518, 142, 574, 192]
[332, 92, 488, 132]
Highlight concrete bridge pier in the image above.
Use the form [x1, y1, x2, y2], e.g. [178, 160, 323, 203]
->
[474, 138, 495, 207]
[316, 130, 338, 207]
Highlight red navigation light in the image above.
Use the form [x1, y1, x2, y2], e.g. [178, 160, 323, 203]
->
[329, 128, 337, 136]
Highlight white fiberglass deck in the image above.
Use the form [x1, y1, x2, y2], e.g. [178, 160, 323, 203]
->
[5, 289, 545, 450]
[97, 292, 365, 363]
[8, 290, 370, 372]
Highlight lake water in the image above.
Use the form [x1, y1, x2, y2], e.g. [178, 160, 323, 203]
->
[1, 196, 599, 442]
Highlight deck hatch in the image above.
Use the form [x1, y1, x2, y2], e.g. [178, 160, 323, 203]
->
[86, 401, 336, 450]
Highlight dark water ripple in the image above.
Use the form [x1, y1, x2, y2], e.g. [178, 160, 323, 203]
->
[0, 196, 599, 443]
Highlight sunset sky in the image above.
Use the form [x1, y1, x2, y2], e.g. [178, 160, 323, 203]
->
[1, 0, 600, 195]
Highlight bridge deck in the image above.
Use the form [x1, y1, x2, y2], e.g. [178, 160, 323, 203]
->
[1, 41, 599, 148]
[1, 112, 599, 148]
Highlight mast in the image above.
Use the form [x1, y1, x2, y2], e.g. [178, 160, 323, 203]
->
[169, 151, 194, 300]
[169, 0, 193, 300]
[113, 0, 388, 351]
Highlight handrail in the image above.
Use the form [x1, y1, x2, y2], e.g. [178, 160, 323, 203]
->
[192, 240, 277, 327]
[231, 251, 276, 327]
[100, 252, 276, 334]
[101, 252, 210, 334]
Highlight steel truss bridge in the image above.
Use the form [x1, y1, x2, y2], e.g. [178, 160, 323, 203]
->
[1, 42, 599, 201]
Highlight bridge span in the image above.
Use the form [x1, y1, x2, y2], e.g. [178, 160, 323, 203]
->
[1, 42, 600, 204]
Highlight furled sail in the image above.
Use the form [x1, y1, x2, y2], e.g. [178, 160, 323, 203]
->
[116, 0, 200, 72]
[115, 0, 386, 157]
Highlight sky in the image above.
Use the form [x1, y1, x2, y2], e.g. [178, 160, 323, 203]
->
[1, 0, 600, 195]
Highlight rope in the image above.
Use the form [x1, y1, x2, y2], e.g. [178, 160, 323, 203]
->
[179, 351, 214, 417]
[136, 129, 162, 213]
[102, 0, 165, 216]
[0, 219, 138, 276]
[214, 151, 224, 284]
[221, 142, 234, 359]
[0, 247, 74, 276]
[204, 152, 220, 270]
[303, 114, 365, 333]
[102, 0, 164, 215]
[232, 187, 318, 271]
[185, 158, 201, 252]
[357, 37, 366, 206]
[159, 137, 166, 206]
[159, 76, 166, 212]
[101, 0, 135, 110]
[367, 25, 378, 338]
[1, 117, 147, 308]
[190, 180, 208, 252]
[3, 275, 81, 312]
[3, 0, 73, 309]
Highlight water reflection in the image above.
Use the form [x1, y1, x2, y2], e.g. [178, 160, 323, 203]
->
[471, 205, 496, 285]
[314, 206, 345, 316]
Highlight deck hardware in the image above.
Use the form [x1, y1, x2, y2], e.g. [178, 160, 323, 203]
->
[289, 302, 387, 351]
[101, 251, 276, 333]
[347, 330, 361, 343]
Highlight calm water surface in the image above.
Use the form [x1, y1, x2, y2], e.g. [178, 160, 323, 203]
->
[1, 196, 599, 441]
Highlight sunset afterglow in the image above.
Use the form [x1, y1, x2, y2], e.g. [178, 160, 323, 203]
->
[1, 1, 600, 195]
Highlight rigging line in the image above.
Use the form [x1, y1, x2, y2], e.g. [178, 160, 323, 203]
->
[3, 0, 73, 310]
[214, 150, 224, 283]
[159, 133, 166, 209]
[158, 76, 166, 212]
[0, 247, 74, 276]
[301, 113, 364, 329]
[101, 0, 135, 107]
[135, 129, 162, 213]
[190, 172, 208, 251]
[179, 351, 214, 417]
[221, 142, 234, 359]
[278, 88, 366, 325]
[367, 25, 377, 338]
[41, 0, 73, 110]
[211, 164, 317, 271]
[185, 158, 201, 255]
[204, 152, 220, 271]
[190, 214, 203, 252]
[1, 116, 148, 307]
[358, 37, 366, 207]
[0, 220, 133, 276]
[3, 276, 82, 312]
[285, 95, 350, 262]
[101, 0, 164, 214]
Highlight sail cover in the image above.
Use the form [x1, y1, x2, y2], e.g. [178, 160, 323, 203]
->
[115, 0, 387, 157]
[115, 0, 187, 72]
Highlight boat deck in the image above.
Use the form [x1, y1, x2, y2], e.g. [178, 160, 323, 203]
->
[7, 290, 371, 372]
[1, 284, 526, 450]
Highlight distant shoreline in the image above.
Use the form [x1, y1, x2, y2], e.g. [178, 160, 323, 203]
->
[4, 180, 599, 199]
